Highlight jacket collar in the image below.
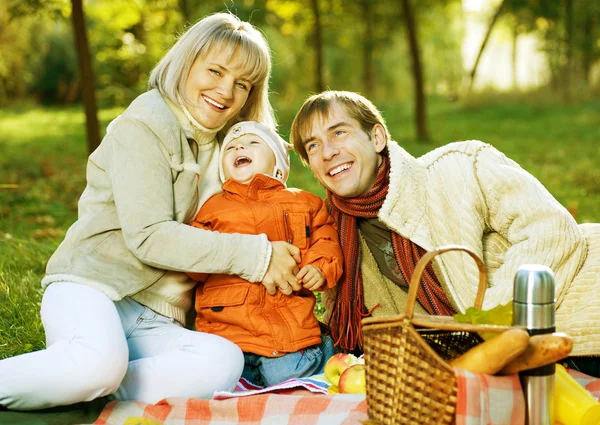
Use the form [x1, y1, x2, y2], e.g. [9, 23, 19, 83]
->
[378, 140, 433, 251]
[164, 97, 222, 146]
[222, 173, 284, 199]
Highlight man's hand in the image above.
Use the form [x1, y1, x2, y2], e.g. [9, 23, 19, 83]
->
[297, 265, 325, 291]
[262, 241, 301, 296]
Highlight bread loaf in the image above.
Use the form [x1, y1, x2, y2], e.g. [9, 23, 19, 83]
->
[450, 328, 530, 374]
[499, 332, 573, 375]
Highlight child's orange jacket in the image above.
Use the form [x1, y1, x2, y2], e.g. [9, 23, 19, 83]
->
[188, 174, 343, 357]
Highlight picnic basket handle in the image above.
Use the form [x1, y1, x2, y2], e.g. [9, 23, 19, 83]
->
[405, 244, 487, 320]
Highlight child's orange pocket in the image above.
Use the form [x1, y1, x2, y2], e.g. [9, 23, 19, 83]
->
[284, 212, 308, 249]
[196, 284, 251, 329]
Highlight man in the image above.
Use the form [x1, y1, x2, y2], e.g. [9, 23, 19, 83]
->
[290, 90, 600, 376]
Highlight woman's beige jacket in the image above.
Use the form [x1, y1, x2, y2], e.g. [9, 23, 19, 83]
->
[41, 90, 271, 325]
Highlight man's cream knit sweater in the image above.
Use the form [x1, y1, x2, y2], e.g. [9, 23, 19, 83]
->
[324, 140, 600, 355]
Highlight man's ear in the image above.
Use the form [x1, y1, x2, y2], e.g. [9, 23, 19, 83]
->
[371, 124, 387, 153]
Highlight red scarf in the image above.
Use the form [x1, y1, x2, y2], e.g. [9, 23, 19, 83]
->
[326, 156, 456, 352]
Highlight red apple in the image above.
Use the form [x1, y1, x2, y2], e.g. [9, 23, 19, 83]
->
[338, 364, 366, 394]
[324, 353, 359, 386]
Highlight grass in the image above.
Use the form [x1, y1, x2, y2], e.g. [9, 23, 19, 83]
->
[1, 94, 598, 358]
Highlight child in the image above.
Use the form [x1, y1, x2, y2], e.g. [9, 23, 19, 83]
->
[187, 121, 343, 387]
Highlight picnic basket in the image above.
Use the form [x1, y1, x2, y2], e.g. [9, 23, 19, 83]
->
[362, 245, 514, 425]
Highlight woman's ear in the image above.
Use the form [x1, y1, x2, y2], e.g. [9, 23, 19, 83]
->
[372, 124, 387, 153]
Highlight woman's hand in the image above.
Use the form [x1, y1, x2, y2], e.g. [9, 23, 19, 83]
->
[262, 241, 301, 296]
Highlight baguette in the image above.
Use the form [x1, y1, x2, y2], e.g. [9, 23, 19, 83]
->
[450, 328, 530, 374]
[498, 332, 573, 375]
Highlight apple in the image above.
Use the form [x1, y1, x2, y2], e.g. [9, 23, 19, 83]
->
[338, 364, 366, 394]
[324, 353, 359, 386]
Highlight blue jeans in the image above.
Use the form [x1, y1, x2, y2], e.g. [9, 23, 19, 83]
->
[0, 282, 243, 410]
[242, 335, 335, 387]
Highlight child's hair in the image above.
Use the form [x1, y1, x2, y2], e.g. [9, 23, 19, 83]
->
[220, 121, 291, 184]
[149, 12, 275, 129]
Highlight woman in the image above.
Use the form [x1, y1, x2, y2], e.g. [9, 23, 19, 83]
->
[0, 12, 301, 411]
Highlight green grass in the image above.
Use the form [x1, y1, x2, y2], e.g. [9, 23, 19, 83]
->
[1, 95, 598, 358]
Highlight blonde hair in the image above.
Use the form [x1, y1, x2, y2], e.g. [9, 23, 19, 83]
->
[149, 12, 275, 129]
[290, 91, 391, 163]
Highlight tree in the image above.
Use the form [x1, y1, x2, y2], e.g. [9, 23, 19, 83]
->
[399, 0, 430, 142]
[309, 0, 325, 92]
[468, 0, 505, 91]
[360, 0, 374, 98]
[71, 0, 100, 154]
[510, 16, 519, 89]
[563, 0, 573, 101]
[179, 0, 192, 24]
[581, 13, 596, 85]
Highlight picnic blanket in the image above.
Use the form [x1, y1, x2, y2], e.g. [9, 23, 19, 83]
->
[93, 394, 367, 425]
[89, 369, 600, 425]
[93, 375, 364, 425]
[455, 367, 600, 425]
[454, 369, 525, 425]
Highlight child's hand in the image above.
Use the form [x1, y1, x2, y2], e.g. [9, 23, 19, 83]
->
[297, 265, 325, 291]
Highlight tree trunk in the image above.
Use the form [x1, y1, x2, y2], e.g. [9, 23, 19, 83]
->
[511, 21, 518, 89]
[178, 0, 191, 24]
[582, 15, 594, 85]
[399, 0, 430, 142]
[310, 0, 325, 92]
[71, 0, 100, 154]
[563, 0, 573, 101]
[360, 0, 374, 99]
[468, 0, 505, 91]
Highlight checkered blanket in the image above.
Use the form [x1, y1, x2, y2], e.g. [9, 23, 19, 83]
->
[454, 368, 525, 425]
[93, 393, 367, 425]
[92, 369, 600, 425]
[454, 367, 600, 425]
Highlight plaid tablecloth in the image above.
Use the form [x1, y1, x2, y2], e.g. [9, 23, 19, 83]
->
[91, 368, 600, 425]
[454, 368, 525, 425]
[454, 366, 600, 425]
[93, 393, 367, 425]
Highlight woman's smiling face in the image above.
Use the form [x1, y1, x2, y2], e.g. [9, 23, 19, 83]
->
[184, 50, 252, 129]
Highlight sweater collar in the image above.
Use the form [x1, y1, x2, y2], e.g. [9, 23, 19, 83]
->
[378, 140, 431, 250]
[164, 97, 224, 145]
[222, 174, 284, 199]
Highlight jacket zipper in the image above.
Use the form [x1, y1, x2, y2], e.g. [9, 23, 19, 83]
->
[283, 212, 292, 244]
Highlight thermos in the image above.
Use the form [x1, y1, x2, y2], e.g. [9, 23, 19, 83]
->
[513, 264, 556, 425]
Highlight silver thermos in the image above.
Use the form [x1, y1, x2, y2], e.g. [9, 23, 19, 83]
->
[513, 264, 556, 425]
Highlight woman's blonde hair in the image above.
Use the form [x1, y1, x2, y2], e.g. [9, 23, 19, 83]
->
[149, 12, 275, 129]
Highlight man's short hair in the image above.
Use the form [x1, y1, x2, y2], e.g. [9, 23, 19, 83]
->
[290, 91, 391, 163]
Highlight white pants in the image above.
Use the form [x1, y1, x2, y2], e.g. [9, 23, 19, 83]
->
[0, 282, 243, 411]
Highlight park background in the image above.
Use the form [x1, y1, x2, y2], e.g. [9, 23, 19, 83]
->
[0, 0, 599, 358]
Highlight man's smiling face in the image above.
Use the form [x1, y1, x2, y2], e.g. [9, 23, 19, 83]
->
[303, 102, 386, 198]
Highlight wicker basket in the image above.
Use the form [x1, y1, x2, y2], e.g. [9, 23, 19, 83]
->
[362, 245, 514, 425]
